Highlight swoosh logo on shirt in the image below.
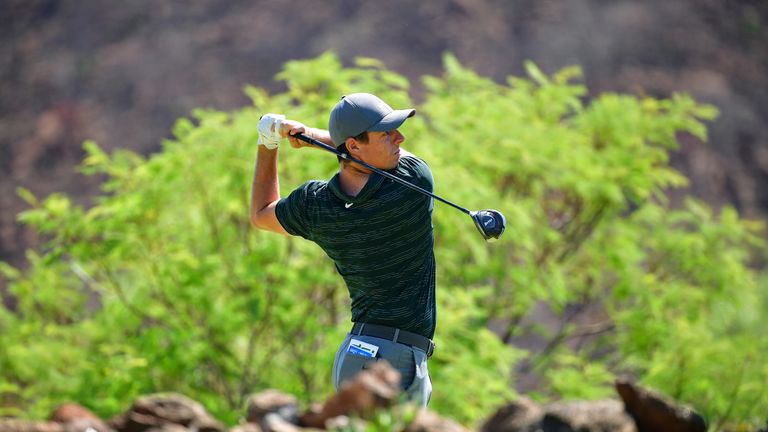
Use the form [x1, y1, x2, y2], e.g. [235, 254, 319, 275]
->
[345, 203, 353, 208]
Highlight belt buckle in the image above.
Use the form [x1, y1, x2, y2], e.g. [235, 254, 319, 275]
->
[427, 340, 435, 358]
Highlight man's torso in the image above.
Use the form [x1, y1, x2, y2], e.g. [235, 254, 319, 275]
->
[275, 155, 436, 338]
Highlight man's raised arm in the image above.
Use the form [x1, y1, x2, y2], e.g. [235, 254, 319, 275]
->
[250, 114, 289, 234]
[250, 115, 335, 234]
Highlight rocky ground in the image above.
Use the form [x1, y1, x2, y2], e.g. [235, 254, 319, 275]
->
[0, 362, 717, 432]
[2, 0, 767, 276]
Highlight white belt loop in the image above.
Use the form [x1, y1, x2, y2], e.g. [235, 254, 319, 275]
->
[392, 328, 400, 343]
[358, 323, 365, 335]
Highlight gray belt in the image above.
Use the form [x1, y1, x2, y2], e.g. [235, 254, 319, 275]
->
[351, 322, 435, 358]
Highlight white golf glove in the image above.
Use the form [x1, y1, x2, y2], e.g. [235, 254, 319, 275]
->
[257, 113, 285, 150]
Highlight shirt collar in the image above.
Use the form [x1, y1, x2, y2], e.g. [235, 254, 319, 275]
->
[328, 170, 386, 204]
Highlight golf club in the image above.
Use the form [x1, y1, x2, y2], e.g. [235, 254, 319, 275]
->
[292, 133, 506, 241]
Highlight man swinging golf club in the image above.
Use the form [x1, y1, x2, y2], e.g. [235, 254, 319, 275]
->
[251, 93, 505, 406]
[252, 93, 436, 405]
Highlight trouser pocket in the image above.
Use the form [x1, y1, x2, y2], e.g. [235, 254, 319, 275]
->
[336, 351, 376, 388]
[403, 348, 432, 407]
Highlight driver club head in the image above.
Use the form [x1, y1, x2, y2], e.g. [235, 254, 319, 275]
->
[470, 209, 506, 241]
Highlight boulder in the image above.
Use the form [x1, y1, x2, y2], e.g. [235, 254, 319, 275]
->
[0, 420, 64, 432]
[481, 397, 543, 432]
[228, 423, 262, 432]
[542, 399, 636, 432]
[299, 360, 401, 428]
[50, 403, 100, 424]
[49, 402, 113, 432]
[615, 379, 706, 432]
[481, 397, 636, 432]
[108, 393, 225, 432]
[403, 409, 469, 432]
[245, 390, 300, 431]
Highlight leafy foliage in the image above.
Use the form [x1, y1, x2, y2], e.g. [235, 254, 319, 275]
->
[1, 52, 766, 428]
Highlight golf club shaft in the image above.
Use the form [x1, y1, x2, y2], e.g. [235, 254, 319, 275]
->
[293, 133, 471, 215]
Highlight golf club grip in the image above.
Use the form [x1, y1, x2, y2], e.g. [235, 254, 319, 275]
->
[291, 133, 471, 215]
[291, 132, 340, 154]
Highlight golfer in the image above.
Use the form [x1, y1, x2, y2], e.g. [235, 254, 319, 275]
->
[250, 93, 435, 406]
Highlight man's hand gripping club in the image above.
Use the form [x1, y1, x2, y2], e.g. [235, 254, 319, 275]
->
[259, 113, 329, 150]
[257, 114, 285, 150]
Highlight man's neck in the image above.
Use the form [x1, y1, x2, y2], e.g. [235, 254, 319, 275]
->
[338, 163, 372, 197]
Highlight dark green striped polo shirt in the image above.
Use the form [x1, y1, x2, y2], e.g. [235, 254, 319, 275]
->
[275, 155, 436, 338]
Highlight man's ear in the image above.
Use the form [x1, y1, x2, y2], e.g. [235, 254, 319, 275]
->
[345, 137, 362, 157]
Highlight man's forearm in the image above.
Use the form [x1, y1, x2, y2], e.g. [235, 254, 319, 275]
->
[291, 127, 335, 148]
[250, 146, 280, 227]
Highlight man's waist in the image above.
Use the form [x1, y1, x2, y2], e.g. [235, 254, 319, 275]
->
[351, 322, 435, 358]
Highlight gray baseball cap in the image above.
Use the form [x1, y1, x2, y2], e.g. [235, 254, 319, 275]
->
[328, 93, 416, 146]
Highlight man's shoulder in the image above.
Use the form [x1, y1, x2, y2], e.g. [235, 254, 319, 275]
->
[281, 180, 331, 207]
[296, 179, 330, 196]
[399, 153, 428, 165]
[397, 154, 434, 188]
[275, 179, 333, 239]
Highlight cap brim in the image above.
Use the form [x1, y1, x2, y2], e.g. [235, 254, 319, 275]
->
[368, 109, 416, 132]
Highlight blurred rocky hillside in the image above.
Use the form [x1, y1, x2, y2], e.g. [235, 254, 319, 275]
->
[2, 0, 767, 272]
[0, 361, 715, 431]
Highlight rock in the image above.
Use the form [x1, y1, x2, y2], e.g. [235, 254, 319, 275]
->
[261, 413, 303, 432]
[255, 412, 325, 432]
[481, 397, 635, 432]
[140, 425, 188, 432]
[299, 360, 401, 429]
[49, 402, 113, 432]
[109, 411, 161, 432]
[245, 390, 299, 431]
[63, 420, 114, 432]
[543, 399, 636, 432]
[323, 416, 362, 430]
[108, 393, 225, 432]
[615, 379, 707, 432]
[228, 423, 262, 432]
[0, 420, 64, 432]
[403, 409, 469, 432]
[481, 397, 544, 432]
[50, 403, 100, 424]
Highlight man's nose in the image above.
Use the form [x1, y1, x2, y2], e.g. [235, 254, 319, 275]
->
[393, 129, 405, 144]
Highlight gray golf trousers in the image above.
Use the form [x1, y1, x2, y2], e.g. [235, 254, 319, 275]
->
[332, 333, 432, 407]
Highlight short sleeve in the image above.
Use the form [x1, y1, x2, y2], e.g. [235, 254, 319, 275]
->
[275, 182, 314, 239]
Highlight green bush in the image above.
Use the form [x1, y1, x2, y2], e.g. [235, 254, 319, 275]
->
[1, 52, 765, 429]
